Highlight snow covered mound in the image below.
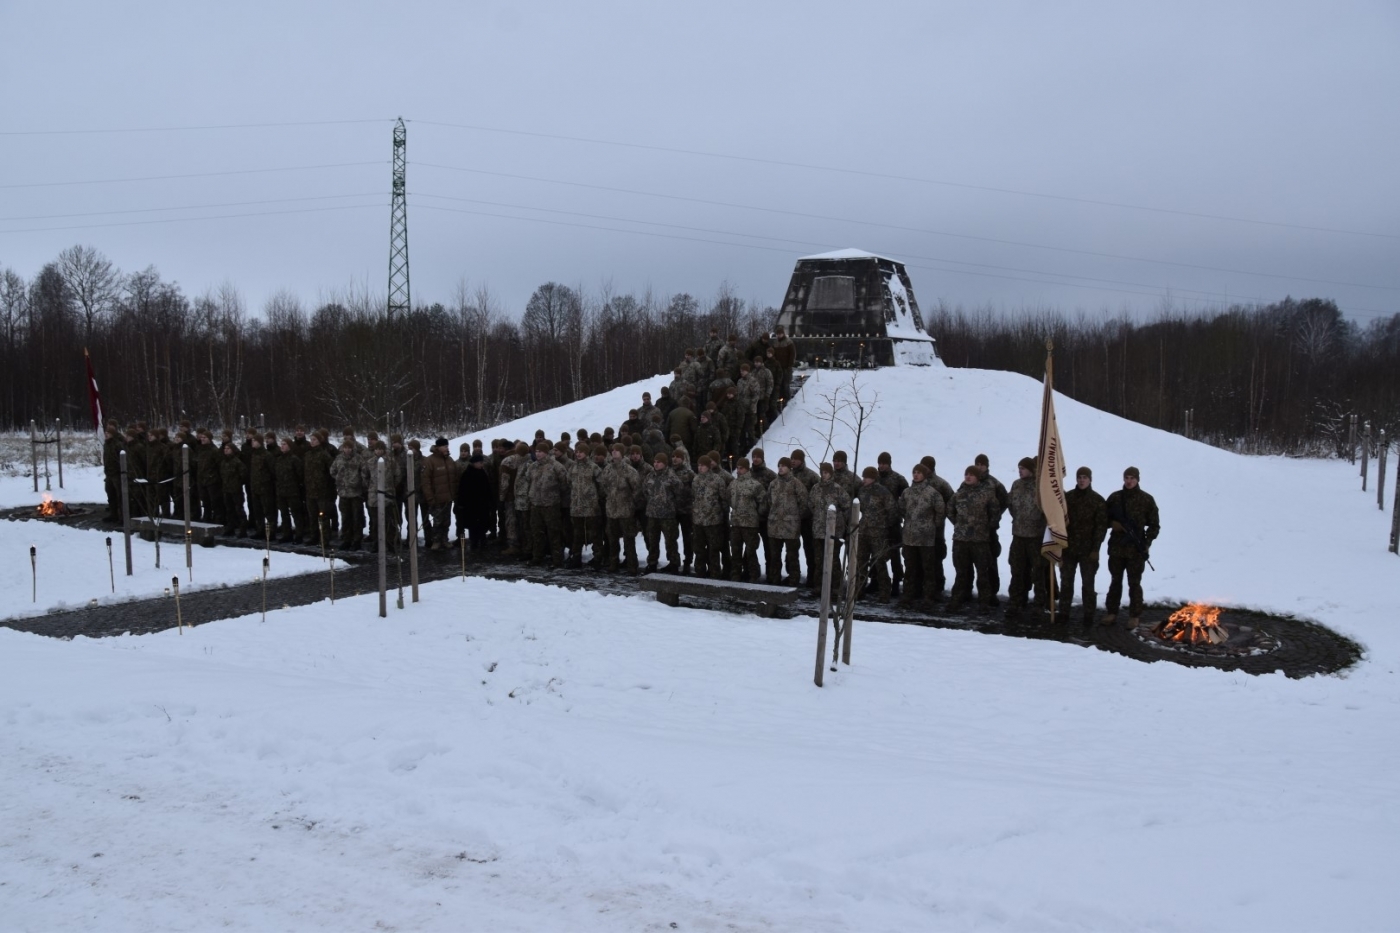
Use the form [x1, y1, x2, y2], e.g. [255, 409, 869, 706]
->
[767, 366, 1397, 654]
[450, 374, 669, 450]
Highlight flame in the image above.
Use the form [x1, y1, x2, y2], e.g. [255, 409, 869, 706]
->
[36, 494, 66, 518]
[1156, 602, 1228, 645]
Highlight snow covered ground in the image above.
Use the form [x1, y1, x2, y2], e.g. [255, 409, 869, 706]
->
[0, 519, 344, 618]
[3, 366, 1398, 931]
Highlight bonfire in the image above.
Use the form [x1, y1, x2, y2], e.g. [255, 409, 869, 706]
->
[1153, 602, 1229, 646]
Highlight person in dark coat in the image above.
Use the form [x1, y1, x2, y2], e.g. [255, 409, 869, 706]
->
[455, 453, 496, 550]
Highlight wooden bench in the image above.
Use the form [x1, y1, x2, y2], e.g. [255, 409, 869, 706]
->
[133, 517, 221, 547]
[638, 574, 801, 617]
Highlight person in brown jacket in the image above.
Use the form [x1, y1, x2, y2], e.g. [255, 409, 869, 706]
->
[421, 437, 460, 550]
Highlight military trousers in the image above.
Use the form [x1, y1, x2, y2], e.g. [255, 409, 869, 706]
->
[605, 514, 639, 572]
[1106, 552, 1146, 617]
[857, 533, 891, 600]
[570, 514, 605, 564]
[729, 526, 762, 582]
[425, 502, 451, 548]
[531, 505, 566, 566]
[339, 496, 365, 548]
[276, 495, 303, 540]
[644, 516, 679, 569]
[249, 488, 274, 538]
[199, 484, 222, 525]
[988, 531, 1002, 592]
[1060, 553, 1099, 614]
[901, 544, 942, 602]
[799, 516, 816, 585]
[693, 523, 726, 578]
[1007, 535, 1049, 609]
[950, 539, 995, 606]
[766, 536, 800, 583]
[677, 514, 694, 568]
[512, 508, 530, 554]
[811, 536, 844, 593]
[104, 473, 121, 521]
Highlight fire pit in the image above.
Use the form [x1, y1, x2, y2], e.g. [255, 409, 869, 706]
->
[32, 494, 86, 520]
[1134, 602, 1279, 659]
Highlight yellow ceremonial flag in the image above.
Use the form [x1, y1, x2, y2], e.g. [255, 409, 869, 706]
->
[1037, 342, 1069, 563]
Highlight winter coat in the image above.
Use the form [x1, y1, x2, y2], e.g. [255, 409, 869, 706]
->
[831, 466, 860, 500]
[219, 453, 248, 496]
[900, 479, 947, 546]
[601, 460, 641, 520]
[1008, 475, 1046, 539]
[766, 472, 808, 539]
[528, 456, 569, 508]
[420, 450, 458, 506]
[855, 481, 896, 539]
[809, 479, 852, 539]
[330, 451, 368, 499]
[303, 446, 334, 498]
[728, 473, 768, 528]
[274, 449, 304, 497]
[691, 471, 728, 526]
[249, 447, 275, 497]
[643, 468, 682, 519]
[1064, 485, 1108, 558]
[693, 420, 723, 459]
[195, 441, 222, 488]
[568, 458, 603, 518]
[949, 481, 1000, 543]
[1106, 485, 1160, 560]
[666, 405, 697, 454]
[455, 464, 495, 529]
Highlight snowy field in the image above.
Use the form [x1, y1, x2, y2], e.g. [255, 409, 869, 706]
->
[3, 365, 1398, 931]
[0, 519, 344, 619]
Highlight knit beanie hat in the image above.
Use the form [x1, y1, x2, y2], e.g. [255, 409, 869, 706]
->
[1077, 466, 1093, 479]
[1124, 466, 1141, 479]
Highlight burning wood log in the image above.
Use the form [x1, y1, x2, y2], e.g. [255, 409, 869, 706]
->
[1153, 602, 1229, 645]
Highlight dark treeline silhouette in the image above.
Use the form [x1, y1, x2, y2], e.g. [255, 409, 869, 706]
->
[4, 245, 1395, 456]
[924, 298, 1400, 455]
[0, 246, 773, 436]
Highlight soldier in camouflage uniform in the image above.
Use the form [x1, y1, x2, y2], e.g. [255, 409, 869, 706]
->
[1060, 466, 1108, 623]
[809, 462, 852, 593]
[528, 440, 569, 567]
[947, 466, 1001, 612]
[750, 356, 775, 433]
[1006, 456, 1049, 617]
[899, 463, 948, 607]
[669, 449, 696, 572]
[693, 409, 723, 463]
[643, 450, 682, 572]
[102, 423, 122, 523]
[735, 363, 757, 450]
[717, 334, 741, 382]
[246, 435, 275, 540]
[1103, 466, 1160, 626]
[690, 455, 729, 578]
[303, 434, 334, 549]
[918, 456, 956, 594]
[974, 453, 1010, 600]
[219, 441, 249, 537]
[764, 457, 806, 585]
[366, 440, 400, 551]
[787, 450, 820, 584]
[876, 452, 909, 595]
[602, 445, 642, 574]
[854, 468, 895, 601]
[727, 458, 768, 583]
[567, 443, 604, 568]
[331, 440, 368, 549]
[830, 451, 860, 500]
[273, 438, 305, 543]
[497, 442, 525, 555]
[195, 430, 223, 526]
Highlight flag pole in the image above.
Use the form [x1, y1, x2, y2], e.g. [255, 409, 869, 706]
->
[1047, 339, 1055, 625]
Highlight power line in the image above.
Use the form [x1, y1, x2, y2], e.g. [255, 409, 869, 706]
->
[0, 160, 384, 190]
[415, 201, 1367, 313]
[412, 191, 1389, 313]
[416, 161, 1399, 293]
[0, 192, 383, 223]
[412, 119, 1400, 241]
[0, 203, 381, 235]
[0, 119, 391, 136]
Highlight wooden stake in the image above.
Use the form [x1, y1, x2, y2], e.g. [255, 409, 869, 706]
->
[106, 536, 114, 593]
[841, 499, 861, 665]
[172, 576, 183, 634]
[406, 450, 420, 603]
[182, 444, 192, 580]
[120, 450, 133, 576]
[261, 557, 269, 623]
[377, 458, 387, 619]
[459, 529, 467, 581]
[814, 507, 836, 687]
[30, 545, 36, 603]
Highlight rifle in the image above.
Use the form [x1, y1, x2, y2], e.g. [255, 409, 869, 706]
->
[1109, 501, 1156, 571]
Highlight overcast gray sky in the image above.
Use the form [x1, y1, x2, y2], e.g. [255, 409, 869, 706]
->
[2, 1, 1397, 324]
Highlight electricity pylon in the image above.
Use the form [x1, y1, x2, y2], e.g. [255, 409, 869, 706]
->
[388, 117, 409, 319]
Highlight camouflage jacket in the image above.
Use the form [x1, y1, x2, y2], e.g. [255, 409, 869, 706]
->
[809, 478, 852, 539]
[1007, 475, 1046, 539]
[627, 458, 653, 512]
[855, 481, 895, 539]
[899, 479, 947, 546]
[790, 463, 819, 493]
[691, 471, 728, 526]
[766, 472, 808, 539]
[735, 373, 758, 410]
[195, 442, 222, 488]
[643, 468, 682, 519]
[249, 447, 275, 496]
[514, 458, 534, 511]
[528, 456, 569, 508]
[949, 481, 1000, 543]
[498, 452, 523, 502]
[364, 453, 399, 501]
[929, 472, 955, 505]
[219, 453, 247, 496]
[601, 460, 641, 520]
[716, 344, 740, 379]
[728, 472, 769, 528]
[303, 446, 334, 498]
[330, 451, 367, 498]
[641, 426, 669, 463]
[750, 366, 774, 406]
[749, 462, 777, 488]
[1064, 485, 1108, 557]
[568, 458, 602, 517]
[274, 448, 304, 497]
[670, 462, 695, 514]
[719, 396, 744, 434]
[693, 421, 723, 459]
[831, 466, 860, 500]
[1106, 485, 1160, 560]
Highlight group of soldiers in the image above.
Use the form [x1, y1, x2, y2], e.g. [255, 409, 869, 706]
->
[99, 330, 1162, 625]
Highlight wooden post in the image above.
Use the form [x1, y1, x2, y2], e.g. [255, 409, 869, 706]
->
[261, 557, 269, 623]
[1377, 431, 1388, 512]
[30, 420, 38, 493]
[1350, 414, 1358, 465]
[30, 545, 36, 603]
[842, 500, 860, 665]
[1391, 452, 1400, 554]
[182, 445, 193, 580]
[55, 418, 63, 489]
[106, 536, 114, 593]
[119, 450, 133, 576]
[377, 458, 387, 619]
[406, 449, 420, 603]
[172, 576, 183, 634]
[814, 506, 836, 687]
[1361, 421, 1370, 491]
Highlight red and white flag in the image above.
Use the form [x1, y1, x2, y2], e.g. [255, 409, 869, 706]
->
[85, 348, 103, 435]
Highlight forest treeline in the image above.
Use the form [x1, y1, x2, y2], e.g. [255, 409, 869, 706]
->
[2, 245, 1396, 457]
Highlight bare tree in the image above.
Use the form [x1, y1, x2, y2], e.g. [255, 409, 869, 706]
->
[57, 244, 119, 341]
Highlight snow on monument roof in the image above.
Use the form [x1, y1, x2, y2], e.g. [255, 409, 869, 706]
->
[797, 248, 898, 262]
